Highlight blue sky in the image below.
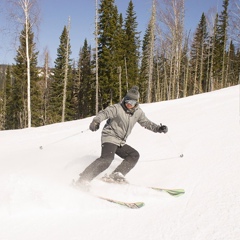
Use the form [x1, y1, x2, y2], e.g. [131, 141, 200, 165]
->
[0, 0, 221, 66]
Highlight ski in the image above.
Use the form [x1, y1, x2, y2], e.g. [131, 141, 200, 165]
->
[71, 179, 144, 209]
[96, 195, 145, 209]
[148, 187, 185, 196]
[101, 175, 185, 197]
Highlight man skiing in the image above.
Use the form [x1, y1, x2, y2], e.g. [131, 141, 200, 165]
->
[76, 86, 168, 190]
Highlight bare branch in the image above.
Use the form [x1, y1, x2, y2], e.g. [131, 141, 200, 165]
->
[229, 0, 240, 44]
[6, 0, 40, 128]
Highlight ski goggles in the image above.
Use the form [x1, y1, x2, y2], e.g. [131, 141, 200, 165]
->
[125, 99, 137, 107]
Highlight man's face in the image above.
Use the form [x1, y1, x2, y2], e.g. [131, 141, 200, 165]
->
[125, 99, 137, 109]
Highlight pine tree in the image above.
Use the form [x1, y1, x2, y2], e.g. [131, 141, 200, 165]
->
[123, 0, 140, 88]
[227, 41, 238, 86]
[139, 0, 156, 103]
[98, 0, 119, 108]
[140, 24, 151, 102]
[62, 18, 71, 122]
[49, 25, 73, 123]
[10, 23, 40, 129]
[215, 0, 229, 88]
[181, 36, 191, 97]
[39, 48, 51, 125]
[235, 49, 240, 86]
[208, 14, 219, 91]
[190, 13, 208, 95]
[7, 0, 41, 128]
[95, 0, 99, 114]
[114, 13, 127, 100]
[78, 39, 94, 118]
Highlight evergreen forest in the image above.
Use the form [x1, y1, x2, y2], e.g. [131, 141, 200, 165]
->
[0, 0, 239, 130]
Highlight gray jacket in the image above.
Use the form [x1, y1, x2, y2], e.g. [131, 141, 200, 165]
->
[93, 102, 160, 146]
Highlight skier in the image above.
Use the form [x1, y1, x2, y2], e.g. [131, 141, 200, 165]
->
[76, 86, 168, 190]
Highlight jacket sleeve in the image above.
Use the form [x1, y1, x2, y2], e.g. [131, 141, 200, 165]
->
[137, 109, 160, 133]
[93, 105, 118, 123]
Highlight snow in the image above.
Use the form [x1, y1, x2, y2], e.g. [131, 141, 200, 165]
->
[1, 85, 240, 240]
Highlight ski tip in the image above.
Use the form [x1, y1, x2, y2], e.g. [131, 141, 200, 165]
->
[151, 187, 185, 196]
[165, 189, 185, 196]
[133, 202, 145, 208]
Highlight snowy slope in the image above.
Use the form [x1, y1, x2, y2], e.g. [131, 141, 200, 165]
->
[0, 85, 240, 240]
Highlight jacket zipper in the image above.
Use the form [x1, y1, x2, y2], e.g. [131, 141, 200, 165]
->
[122, 113, 131, 143]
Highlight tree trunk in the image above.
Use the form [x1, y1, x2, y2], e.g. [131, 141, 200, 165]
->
[62, 17, 70, 122]
[183, 59, 189, 97]
[25, 22, 31, 127]
[43, 48, 49, 125]
[147, 0, 156, 103]
[157, 0, 184, 100]
[95, 0, 99, 114]
[118, 66, 122, 101]
[9, 0, 40, 128]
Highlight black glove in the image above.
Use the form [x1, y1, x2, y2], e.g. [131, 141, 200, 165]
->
[89, 120, 100, 132]
[158, 124, 168, 134]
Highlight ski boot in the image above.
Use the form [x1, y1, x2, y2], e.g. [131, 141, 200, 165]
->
[74, 178, 91, 192]
[102, 172, 129, 184]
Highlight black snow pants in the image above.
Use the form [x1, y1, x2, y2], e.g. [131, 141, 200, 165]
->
[80, 142, 140, 182]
